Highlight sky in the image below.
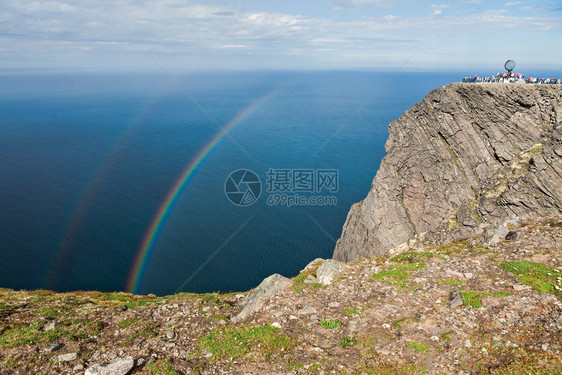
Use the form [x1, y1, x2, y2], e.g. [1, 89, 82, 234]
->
[1, 0, 561, 72]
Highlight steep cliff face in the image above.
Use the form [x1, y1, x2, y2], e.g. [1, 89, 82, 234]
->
[334, 83, 562, 261]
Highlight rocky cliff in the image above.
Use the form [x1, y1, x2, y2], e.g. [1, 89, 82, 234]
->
[334, 83, 562, 261]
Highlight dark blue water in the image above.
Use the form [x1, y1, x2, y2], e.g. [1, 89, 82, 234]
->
[0, 71, 466, 295]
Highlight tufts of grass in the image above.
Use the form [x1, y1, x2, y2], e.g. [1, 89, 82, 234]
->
[392, 317, 419, 329]
[342, 307, 359, 316]
[371, 262, 424, 289]
[143, 358, 181, 375]
[460, 290, 489, 308]
[198, 324, 296, 363]
[125, 322, 158, 344]
[435, 240, 470, 255]
[471, 347, 562, 375]
[0, 318, 104, 348]
[320, 319, 342, 329]
[440, 331, 454, 341]
[437, 278, 463, 286]
[405, 341, 430, 354]
[499, 261, 561, 296]
[340, 337, 357, 347]
[492, 291, 511, 298]
[0, 304, 15, 319]
[117, 317, 137, 329]
[390, 252, 445, 264]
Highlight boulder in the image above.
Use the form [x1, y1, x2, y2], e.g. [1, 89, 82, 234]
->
[231, 274, 293, 323]
[85, 356, 134, 375]
[316, 259, 347, 285]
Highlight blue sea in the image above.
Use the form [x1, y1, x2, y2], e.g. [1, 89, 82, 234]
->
[0, 70, 509, 295]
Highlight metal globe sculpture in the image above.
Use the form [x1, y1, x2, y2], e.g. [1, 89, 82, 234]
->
[505, 60, 516, 74]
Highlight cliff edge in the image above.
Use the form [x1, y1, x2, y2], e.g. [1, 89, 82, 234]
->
[334, 83, 562, 261]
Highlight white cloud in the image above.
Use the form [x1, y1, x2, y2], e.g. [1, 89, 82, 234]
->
[327, 0, 394, 9]
[505, 1, 524, 6]
[0, 0, 560, 71]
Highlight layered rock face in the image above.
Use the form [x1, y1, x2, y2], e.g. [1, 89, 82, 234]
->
[334, 83, 562, 261]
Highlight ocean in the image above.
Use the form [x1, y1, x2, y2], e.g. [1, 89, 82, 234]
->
[0, 70, 498, 295]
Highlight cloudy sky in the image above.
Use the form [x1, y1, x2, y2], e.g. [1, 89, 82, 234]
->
[1, 0, 561, 72]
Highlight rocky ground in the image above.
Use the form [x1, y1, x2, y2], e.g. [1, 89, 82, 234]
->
[1, 215, 561, 375]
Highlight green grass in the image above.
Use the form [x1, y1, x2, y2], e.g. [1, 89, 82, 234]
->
[390, 252, 445, 263]
[499, 261, 561, 296]
[405, 341, 430, 353]
[340, 337, 357, 347]
[0, 304, 15, 319]
[342, 307, 360, 316]
[437, 279, 463, 286]
[320, 319, 342, 329]
[392, 317, 419, 329]
[117, 317, 137, 329]
[143, 358, 181, 375]
[460, 290, 489, 308]
[125, 323, 158, 344]
[198, 324, 296, 362]
[440, 331, 454, 341]
[0, 318, 104, 348]
[371, 262, 425, 289]
[492, 291, 511, 298]
[435, 240, 470, 255]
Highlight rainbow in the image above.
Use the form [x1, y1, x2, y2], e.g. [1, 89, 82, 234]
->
[45, 84, 173, 289]
[126, 90, 277, 294]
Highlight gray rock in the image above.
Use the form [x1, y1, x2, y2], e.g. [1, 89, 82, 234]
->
[85, 356, 134, 375]
[57, 353, 77, 362]
[231, 274, 293, 323]
[44, 343, 60, 353]
[334, 83, 562, 261]
[165, 330, 175, 339]
[316, 259, 347, 285]
[73, 364, 84, 371]
[297, 306, 317, 315]
[44, 321, 59, 331]
[303, 275, 318, 284]
[447, 289, 463, 309]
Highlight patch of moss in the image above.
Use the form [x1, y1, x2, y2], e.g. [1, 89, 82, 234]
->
[471, 347, 561, 375]
[320, 319, 342, 329]
[437, 279, 463, 286]
[392, 317, 419, 329]
[0, 318, 104, 348]
[499, 261, 561, 296]
[436, 240, 470, 255]
[371, 262, 424, 289]
[340, 337, 357, 347]
[198, 324, 296, 363]
[117, 317, 137, 329]
[460, 290, 489, 308]
[405, 340, 430, 353]
[492, 291, 511, 298]
[390, 252, 445, 264]
[143, 358, 181, 375]
[440, 330, 454, 341]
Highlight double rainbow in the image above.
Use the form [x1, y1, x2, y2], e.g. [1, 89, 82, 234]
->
[126, 90, 277, 294]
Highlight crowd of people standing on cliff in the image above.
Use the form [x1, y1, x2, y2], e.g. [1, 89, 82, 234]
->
[462, 72, 562, 84]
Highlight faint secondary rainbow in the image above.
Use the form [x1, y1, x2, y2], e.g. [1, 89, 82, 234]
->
[126, 90, 277, 294]
[44, 84, 173, 289]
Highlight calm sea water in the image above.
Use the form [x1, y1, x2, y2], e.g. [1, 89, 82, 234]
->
[0, 71, 489, 295]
